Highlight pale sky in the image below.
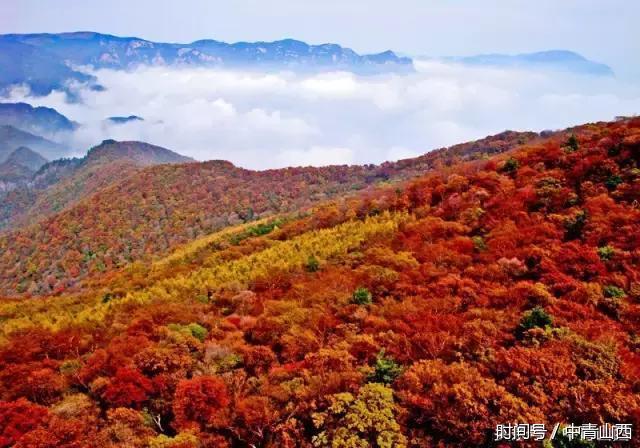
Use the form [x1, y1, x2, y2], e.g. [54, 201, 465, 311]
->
[1, 0, 638, 78]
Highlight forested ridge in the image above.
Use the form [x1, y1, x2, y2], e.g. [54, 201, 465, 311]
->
[0, 140, 193, 232]
[0, 130, 535, 297]
[0, 118, 639, 447]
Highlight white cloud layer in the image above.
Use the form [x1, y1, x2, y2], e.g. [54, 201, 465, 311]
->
[4, 62, 640, 169]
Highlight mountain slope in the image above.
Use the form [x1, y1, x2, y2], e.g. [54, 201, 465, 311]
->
[0, 154, 34, 185]
[0, 102, 77, 137]
[3, 147, 48, 172]
[0, 125, 68, 162]
[0, 131, 536, 296]
[0, 147, 48, 191]
[82, 139, 193, 166]
[0, 140, 194, 231]
[0, 40, 96, 96]
[0, 118, 638, 447]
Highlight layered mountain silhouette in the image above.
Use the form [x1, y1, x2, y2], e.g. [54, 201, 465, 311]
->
[0, 125, 68, 162]
[0, 102, 78, 137]
[0, 100, 195, 226]
[0, 140, 194, 229]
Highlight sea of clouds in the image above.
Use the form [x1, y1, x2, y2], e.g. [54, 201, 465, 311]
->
[4, 60, 640, 169]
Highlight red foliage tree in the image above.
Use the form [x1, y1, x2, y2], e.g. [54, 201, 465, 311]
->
[0, 399, 48, 448]
[172, 376, 231, 432]
[101, 368, 154, 408]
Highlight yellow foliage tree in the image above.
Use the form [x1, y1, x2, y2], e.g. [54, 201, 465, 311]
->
[312, 383, 407, 448]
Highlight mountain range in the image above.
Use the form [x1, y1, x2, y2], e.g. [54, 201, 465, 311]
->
[0, 101, 188, 218]
[0, 32, 616, 98]
[0, 32, 413, 95]
[0, 125, 67, 162]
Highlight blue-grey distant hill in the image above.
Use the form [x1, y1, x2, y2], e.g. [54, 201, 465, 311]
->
[0, 125, 68, 162]
[4, 146, 48, 171]
[0, 32, 414, 95]
[107, 115, 144, 125]
[0, 40, 97, 96]
[446, 50, 613, 76]
[0, 102, 78, 136]
[0, 147, 49, 187]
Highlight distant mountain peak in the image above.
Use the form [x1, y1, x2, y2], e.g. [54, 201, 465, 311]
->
[446, 49, 613, 76]
[0, 102, 78, 136]
[531, 49, 585, 58]
[85, 140, 193, 166]
[0, 124, 67, 162]
[6, 146, 48, 168]
[0, 146, 48, 187]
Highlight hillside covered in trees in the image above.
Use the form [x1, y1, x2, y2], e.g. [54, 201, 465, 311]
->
[0, 117, 639, 447]
[0, 130, 535, 297]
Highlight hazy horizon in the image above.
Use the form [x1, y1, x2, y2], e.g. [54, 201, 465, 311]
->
[5, 61, 639, 169]
[2, 1, 639, 78]
[1, 1, 639, 169]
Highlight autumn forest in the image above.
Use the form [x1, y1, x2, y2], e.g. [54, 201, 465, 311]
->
[0, 116, 638, 447]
